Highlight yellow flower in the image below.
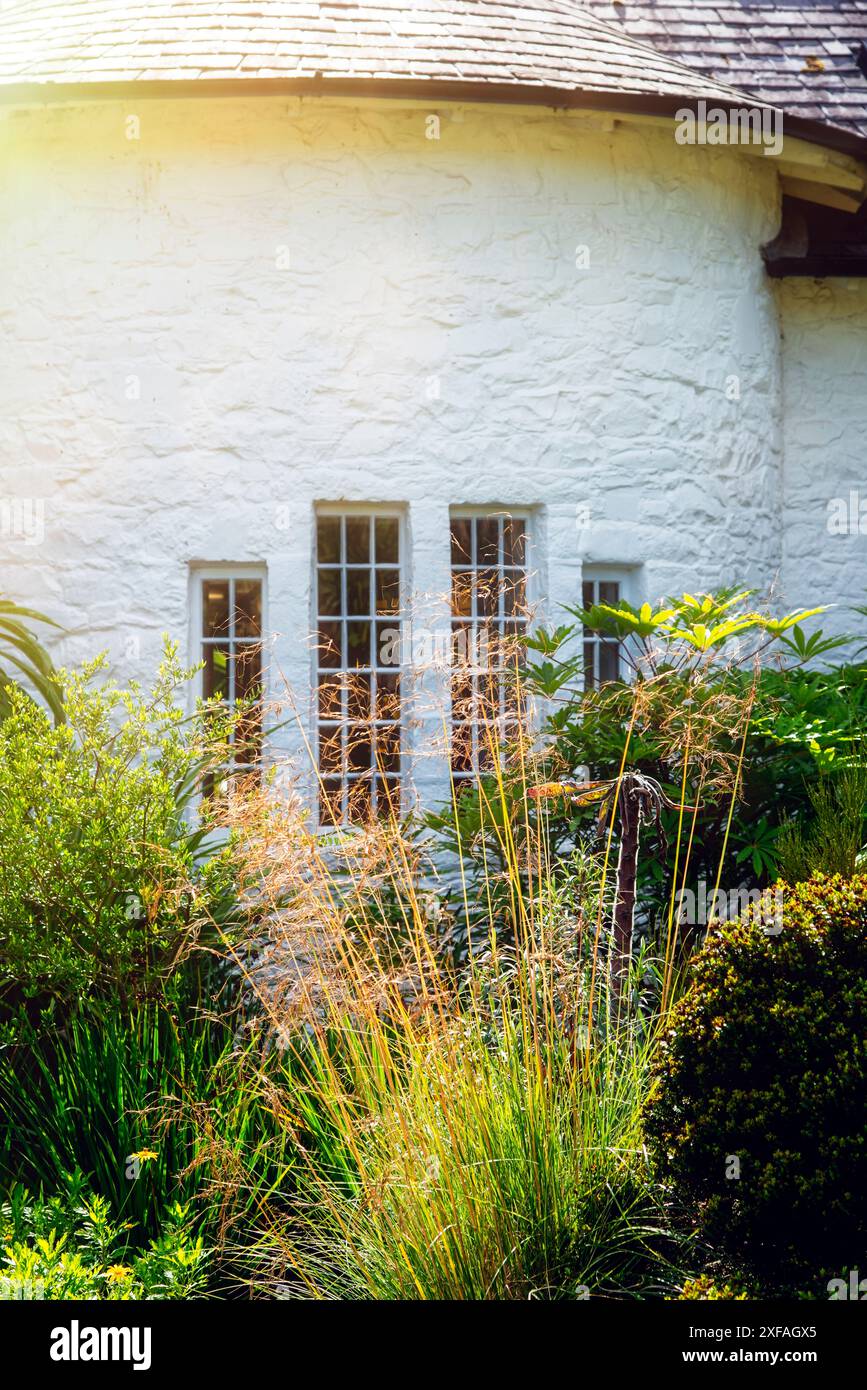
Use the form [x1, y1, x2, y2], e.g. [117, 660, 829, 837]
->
[105, 1265, 131, 1283]
[130, 1149, 158, 1163]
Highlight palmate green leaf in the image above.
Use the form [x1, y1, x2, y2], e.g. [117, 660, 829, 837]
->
[522, 624, 574, 656]
[567, 599, 676, 639]
[662, 616, 759, 651]
[673, 589, 754, 624]
[757, 607, 828, 637]
[523, 658, 579, 698]
[779, 624, 853, 663]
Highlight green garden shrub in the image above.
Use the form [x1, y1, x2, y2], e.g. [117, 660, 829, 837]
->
[0, 644, 236, 1008]
[0, 1172, 208, 1300]
[645, 874, 867, 1294]
[677, 1274, 747, 1300]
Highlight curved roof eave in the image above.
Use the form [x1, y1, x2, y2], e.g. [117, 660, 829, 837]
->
[2, 72, 865, 164]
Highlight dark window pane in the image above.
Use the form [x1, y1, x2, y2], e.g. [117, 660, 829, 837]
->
[317, 516, 341, 564]
[234, 579, 262, 637]
[477, 572, 499, 618]
[451, 571, 473, 618]
[348, 730, 373, 772]
[346, 776, 372, 825]
[320, 779, 342, 827]
[376, 723, 401, 775]
[347, 620, 371, 668]
[319, 729, 343, 775]
[203, 580, 229, 638]
[376, 673, 400, 720]
[452, 622, 472, 668]
[316, 621, 342, 669]
[477, 517, 499, 564]
[375, 517, 399, 564]
[480, 671, 500, 717]
[375, 568, 400, 615]
[599, 581, 620, 606]
[346, 517, 370, 564]
[583, 640, 596, 688]
[582, 580, 594, 610]
[599, 639, 620, 684]
[500, 622, 524, 667]
[451, 725, 475, 774]
[235, 645, 262, 701]
[503, 572, 526, 617]
[346, 569, 370, 616]
[477, 738, 495, 771]
[450, 518, 472, 565]
[347, 672, 372, 721]
[451, 672, 474, 722]
[318, 568, 341, 616]
[236, 705, 263, 762]
[317, 674, 344, 720]
[502, 518, 526, 566]
[203, 644, 230, 701]
[376, 776, 400, 820]
[502, 679, 521, 718]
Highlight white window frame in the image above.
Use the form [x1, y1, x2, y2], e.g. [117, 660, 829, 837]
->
[580, 564, 639, 688]
[312, 503, 407, 828]
[189, 563, 268, 776]
[448, 506, 534, 785]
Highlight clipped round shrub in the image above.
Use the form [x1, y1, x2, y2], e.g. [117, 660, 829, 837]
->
[645, 874, 867, 1293]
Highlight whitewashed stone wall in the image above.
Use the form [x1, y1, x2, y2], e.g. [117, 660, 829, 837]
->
[0, 93, 820, 810]
[777, 278, 867, 635]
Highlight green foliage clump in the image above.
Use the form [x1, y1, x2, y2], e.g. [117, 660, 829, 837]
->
[0, 644, 235, 1007]
[0, 1173, 207, 1300]
[776, 765, 867, 882]
[428, 590, 867, 950]
[0, 999, 300, 1250]
[645, 874, 867, 1293]
[677, 1274, 747, 1300]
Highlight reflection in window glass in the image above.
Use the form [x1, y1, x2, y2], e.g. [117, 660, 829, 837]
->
[449, 513, 529, 787]
[315, 513, 402, 826]
[581, 575, 622, 689]
[200, 575, 264, 790]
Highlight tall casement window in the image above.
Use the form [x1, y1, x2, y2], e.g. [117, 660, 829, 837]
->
[199, 571, 265, 784]
[581, 574, 622, 688]
[315, 510, 402, 826]
[449, 512, 529, 785]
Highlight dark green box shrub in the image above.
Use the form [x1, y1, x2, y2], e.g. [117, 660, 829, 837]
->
[645, 874, 867, 1293]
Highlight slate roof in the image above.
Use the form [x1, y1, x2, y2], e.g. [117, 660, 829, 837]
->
[0, 0, 865, 151]
[585, 1, 867, 137]
[0, 0, 778, 109]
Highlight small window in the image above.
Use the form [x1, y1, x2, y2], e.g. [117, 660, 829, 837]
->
[314, 511, 402, 826]
[581, 574, 622, 688]
[449, 512, 529, 785]
[199, 572, 265, 786]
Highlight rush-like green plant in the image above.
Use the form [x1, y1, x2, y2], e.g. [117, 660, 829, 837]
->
[0, 597, 63, 723]
[202, 768, 693, 1300]
[775, 764, 867, 882]
[0, 1001, 298, 1246]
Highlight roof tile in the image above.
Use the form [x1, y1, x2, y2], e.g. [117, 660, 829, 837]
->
[0, 0, 774, 112]
[586, 0, 867, 134]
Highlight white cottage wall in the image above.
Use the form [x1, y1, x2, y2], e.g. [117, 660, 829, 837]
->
[777, 278, 867, 634]
[0, 95, 797, 810]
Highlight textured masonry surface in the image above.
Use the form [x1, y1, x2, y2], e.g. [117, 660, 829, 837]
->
[0, 95, 862, 808]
